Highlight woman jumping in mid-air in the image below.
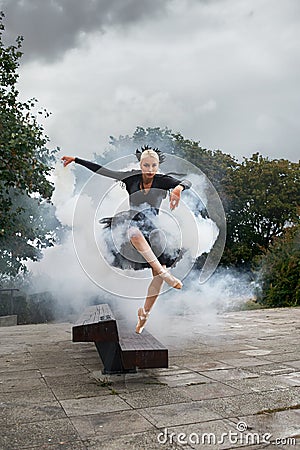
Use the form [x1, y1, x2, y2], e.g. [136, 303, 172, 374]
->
[62, 146, 191, 333]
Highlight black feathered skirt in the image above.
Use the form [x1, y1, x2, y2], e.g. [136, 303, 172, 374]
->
[98, 209, 184, 270]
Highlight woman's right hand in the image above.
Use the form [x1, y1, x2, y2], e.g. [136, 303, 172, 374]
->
[61, 156, 75, 167]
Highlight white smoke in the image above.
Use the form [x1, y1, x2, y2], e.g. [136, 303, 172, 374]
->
[115, 268, 255, 346]
[27, 162, 102, 311]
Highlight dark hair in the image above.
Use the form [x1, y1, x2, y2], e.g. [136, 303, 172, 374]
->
[135, 145, 166, 163]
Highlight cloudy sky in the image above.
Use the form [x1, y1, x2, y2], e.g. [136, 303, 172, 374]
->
[1, 0, 300, 162]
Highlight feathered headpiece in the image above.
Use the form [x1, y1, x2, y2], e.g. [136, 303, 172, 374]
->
[135, 145, 166, 163]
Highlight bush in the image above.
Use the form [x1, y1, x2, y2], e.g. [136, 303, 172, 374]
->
[256, 222, 300, 307]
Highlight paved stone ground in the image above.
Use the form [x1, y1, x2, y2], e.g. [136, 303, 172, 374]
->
[0, 307, 299, 449]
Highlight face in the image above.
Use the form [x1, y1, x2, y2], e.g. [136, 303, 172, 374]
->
[140, 156, 159, 179]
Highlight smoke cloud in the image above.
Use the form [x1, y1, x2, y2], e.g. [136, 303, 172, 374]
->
[1, 0, 171, 62]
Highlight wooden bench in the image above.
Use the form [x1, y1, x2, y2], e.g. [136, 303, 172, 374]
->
[72, 303, 168, 374]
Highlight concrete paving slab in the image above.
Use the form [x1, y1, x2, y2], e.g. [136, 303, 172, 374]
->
[183, 360, 235, 372]
[45, 372, 103, 387]
[159, 418, 268, 449]
[283, 360, 300, 370]
[84, 429, 187, 450]
[109, 376, 168, 393]
[140, 401, 222, 428]
[261, 387, 300, 413]
[0, 308, 299, 449]
[201, 387, 300, 417]
[45, 379, 110, 401]
[198, 367, 260, 382]
[168, 356, 234, 371]
[147, 364, 186, 373]
[175, 382, 241, 401]
[223, 374, 294, 393]
[255, 351, 299, 362]
[1, 387, 57, 404]
[118, 385, 190, 408]
[245, 363, 296, 376]
[0, 400, 66, 426]
[0, 352, 35, 365]
[0, 368, 41, 380]
[275, 371, 300, 387]
[189, 343, 258, 354]
[39, 365, 89, 377]
[155, 371, 211, 387]
[72, 410, 154, 440]
[0, 418, 79, 450]
[0, 376, 46, 392]
[60, 395, 132, 416]
[31, 355, 83, 369]
[150, 367, 191, 377]
[215, 357, 272, 368]
[234, 410, 300, 447]
[207, 350, 268, 360]
[158, 419, 251, 450]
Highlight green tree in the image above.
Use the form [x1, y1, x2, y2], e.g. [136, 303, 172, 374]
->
[222, 153, 300, 267]
[256, 222, 300, 307]
[0, 12, 58, 278]
[101, 126, 237, 196]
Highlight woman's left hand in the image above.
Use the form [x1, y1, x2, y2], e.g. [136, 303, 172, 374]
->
[170, 186, 183, 210]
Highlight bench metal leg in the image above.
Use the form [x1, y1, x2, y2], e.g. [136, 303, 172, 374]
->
[94, 342, 137, 374]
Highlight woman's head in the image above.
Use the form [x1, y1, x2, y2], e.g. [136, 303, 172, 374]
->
[135, 145, 166, 164]
[140, 149, 160, 163]
[140, 151, 159, 178]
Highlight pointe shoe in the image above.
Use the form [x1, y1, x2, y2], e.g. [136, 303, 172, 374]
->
[135, 307, 150, 334]
[158, 270, 182, 289]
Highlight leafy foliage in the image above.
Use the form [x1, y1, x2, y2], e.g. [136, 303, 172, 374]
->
[0, 12, 59, 278]
[222, 153, 300, 267]
[256, 222, 300, 307]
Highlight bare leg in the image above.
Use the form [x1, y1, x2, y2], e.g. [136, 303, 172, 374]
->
[144, 267, 164, 311]
[136, 267, 164, 334]
[129, 227, 182, 289]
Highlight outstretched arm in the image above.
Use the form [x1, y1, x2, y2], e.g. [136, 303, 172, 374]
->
[61, 156, 132, 181]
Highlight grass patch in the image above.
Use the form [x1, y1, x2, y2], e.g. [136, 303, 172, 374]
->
[96, 376, 113, 387]
[109, 388, 118, 395]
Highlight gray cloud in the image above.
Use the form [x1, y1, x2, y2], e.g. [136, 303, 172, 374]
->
[2, 0, 300, 162]
[1, 0, 171, 62]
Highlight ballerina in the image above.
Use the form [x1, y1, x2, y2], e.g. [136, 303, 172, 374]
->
[62, 146, 191, 333]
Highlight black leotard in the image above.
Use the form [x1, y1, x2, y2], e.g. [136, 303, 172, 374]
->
[75, 157, 192, 269]
[75, 157, 191, 212]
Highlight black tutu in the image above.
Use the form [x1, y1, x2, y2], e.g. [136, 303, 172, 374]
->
[99, 209, 184, 270]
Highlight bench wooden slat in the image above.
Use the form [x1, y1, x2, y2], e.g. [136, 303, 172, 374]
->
[72, 304, 118, 343]
[118, 329, 167, 351]
[74, 304, 115, 325]
[118, 329, 168, 369]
